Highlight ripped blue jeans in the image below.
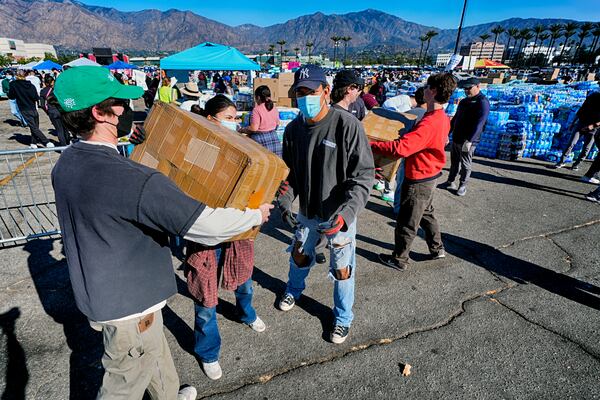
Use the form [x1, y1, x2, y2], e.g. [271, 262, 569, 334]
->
[285, 214, 357, 327]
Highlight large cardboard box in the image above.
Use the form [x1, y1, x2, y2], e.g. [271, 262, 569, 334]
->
[276, 97, 295, 108]
[131, 102, 289, 241]
[362, 108, 417, 142]
[254, 78, 279, 100]
[278, 73, 295, 99]
[363, 108, 417, 182]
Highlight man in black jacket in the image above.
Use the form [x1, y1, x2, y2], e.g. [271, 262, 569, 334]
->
[277, 65, 374, 344]
[8, 70, 52, 148]
[444, 77, 489, 196]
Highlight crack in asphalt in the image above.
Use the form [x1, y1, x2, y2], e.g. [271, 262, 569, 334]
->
[545, 236, 575, 273]
[496, 219, 600, 250]
[492, 297, 600, 362]
[200, 289, 509, 399]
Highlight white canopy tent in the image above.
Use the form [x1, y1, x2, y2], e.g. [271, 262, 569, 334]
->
[64, 57, 101, 67]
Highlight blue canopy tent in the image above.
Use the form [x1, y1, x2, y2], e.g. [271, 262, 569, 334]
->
[32, 60, 63, 71]
[105, 60, 138, 70]
[160, 42, 260, 86]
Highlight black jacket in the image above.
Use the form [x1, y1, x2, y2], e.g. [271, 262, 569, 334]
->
[8, 79, 39, 112]
[450, 93, 490, 145]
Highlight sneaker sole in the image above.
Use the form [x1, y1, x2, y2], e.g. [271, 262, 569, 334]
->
[330, 335, 348, 344]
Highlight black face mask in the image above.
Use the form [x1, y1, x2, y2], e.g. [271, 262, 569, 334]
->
[116, 104, 134, 138]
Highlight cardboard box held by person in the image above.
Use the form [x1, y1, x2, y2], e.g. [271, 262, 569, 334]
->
[362, 108, 417, 181]
[131, 102, 289, 241]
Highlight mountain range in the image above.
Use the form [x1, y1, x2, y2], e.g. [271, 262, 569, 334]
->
[0, 0, 594, 54]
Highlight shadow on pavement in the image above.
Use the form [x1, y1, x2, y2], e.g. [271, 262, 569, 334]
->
[8, 133, 32, 147]
[474, 158, 583, 182]
[23, 239, 103, 400]
[471, 171, 586, 200]
[0, 307, 29, 400]
[443, 233, 600, 310]
[252, 267, 334, 340]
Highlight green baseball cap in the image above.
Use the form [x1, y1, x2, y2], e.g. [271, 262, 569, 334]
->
[54, 66, 143, 112]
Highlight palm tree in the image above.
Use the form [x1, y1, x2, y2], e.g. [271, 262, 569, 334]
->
[546, 24, 563, 63]
[558, 22, 578, 64]
[276, 40, 286, 67]
[293, 47, 300, 62]
[478, 33, 491, 59]
[268, 44, 275, 64]
[537, 33, 550, 65]
[417, 35, 428, 66]
[306, 42, 314, 62]
[514, 28, 531, 66]
[529, 24, 546, 66]
[572, 22, 593, 64]
[490, 26, 505, 61]
[341, 37, 352, 64]
[330, 36, 341, 63]
[504, 27, 520, 63]
[423, 30, 438, 66]
[519, 31, 534, 66]
[589, 24, 600, 65]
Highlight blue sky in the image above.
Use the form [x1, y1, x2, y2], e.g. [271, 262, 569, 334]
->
[80, 0, 599, 28]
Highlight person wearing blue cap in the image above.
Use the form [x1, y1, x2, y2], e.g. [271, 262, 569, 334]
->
[276, 65, 374, 344]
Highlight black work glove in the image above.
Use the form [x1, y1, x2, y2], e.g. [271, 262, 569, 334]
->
[281, 209, 298, 230]
[129, 125, 146, 145]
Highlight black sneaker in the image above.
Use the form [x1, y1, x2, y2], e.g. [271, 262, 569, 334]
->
[278, 293, 295, 311]
[315, 253, 327, 264]
[571, 163, 580, 171]
[431, 249, 446, 259]
[330, 325, 349, 344]
[553, 162, 566, 169]
[378, 253, 409, 271]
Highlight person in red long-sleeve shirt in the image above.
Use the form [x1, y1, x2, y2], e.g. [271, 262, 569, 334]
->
[371, 73, 457, 271]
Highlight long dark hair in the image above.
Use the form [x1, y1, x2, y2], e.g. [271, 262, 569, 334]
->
[200, 94, 236, 118]
[254, 85, 274, 111]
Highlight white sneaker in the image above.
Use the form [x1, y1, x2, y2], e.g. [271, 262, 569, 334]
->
[201, 361, 222, 380]
[247, 316, 266, 332]
[581, 176, 600, 184]
[46, 142, 55, 148]
[177, 386, 197, 400]
[29, 144, 38, 149]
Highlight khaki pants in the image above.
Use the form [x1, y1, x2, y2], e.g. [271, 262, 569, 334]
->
[96, 310, 180, 400]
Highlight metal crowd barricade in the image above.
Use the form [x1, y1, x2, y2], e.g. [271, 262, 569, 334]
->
[0, 142, 132, 246]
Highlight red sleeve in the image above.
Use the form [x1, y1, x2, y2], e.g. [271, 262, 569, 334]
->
[370, 116, 434, 158]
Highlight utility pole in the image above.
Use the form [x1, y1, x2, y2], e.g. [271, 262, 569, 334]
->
[453, 0, 468, 54]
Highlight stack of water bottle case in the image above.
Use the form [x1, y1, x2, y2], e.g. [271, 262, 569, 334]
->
[445, 82, 599, 162]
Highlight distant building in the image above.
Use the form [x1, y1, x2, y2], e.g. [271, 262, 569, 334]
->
[129, 56, 160, 66]
[436, 53, 452, 67]
[0, 38, 57, 60]
[460, 42, 504, 61]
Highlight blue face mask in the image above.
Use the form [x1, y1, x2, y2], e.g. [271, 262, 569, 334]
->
[297, 94, 323, 119]
[219, 119, 238, 131]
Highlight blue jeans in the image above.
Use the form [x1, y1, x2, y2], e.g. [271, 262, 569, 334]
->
[394, 159, 405, 215]
[194, 277, 257, 363]
[285, 214, 357, 327]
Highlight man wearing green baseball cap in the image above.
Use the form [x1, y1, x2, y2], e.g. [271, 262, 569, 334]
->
[52, 66, 274, 399]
